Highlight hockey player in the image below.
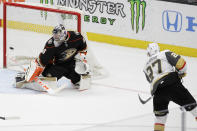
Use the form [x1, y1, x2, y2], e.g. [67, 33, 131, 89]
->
[16, 24, 91, 92]
[143, 43, 197, 131]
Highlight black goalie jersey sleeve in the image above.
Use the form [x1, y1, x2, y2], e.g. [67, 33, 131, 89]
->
[38, 38, 56, 67]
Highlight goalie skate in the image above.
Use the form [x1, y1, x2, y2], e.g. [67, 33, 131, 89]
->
[15, 72, 25, 83]
[15, 72, 26, 88]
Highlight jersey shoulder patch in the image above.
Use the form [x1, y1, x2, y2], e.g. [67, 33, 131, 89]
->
[165, 50, 181, 66]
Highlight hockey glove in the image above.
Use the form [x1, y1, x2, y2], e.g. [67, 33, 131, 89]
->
[178, 71, 187, 78]
[74, 52, 90, 75]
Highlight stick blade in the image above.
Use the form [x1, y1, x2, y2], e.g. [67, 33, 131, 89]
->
[138, 94, 146, 104]
[0, 116, 20, 120]
[138, 94, 152, 104]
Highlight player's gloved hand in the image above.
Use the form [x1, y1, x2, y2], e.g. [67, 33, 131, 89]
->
[179, 72, 187, 78]
[177, 70, 187, 78]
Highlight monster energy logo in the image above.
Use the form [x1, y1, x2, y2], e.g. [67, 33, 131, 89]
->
[40, 0, 54, 20]
[128, 0, 146, 33]
[40, 0, 53, 4]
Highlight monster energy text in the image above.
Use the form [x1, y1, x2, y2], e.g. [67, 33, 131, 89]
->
[128, 0, 146, 33]
[40, 0, 130, 26]
[57, 0, 126, 25]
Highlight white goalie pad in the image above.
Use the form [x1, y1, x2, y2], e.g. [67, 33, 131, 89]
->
[16, 77, 57, 92]
[15, 76, 67, 94]
[15, 73, 91, 93]
[78, 74, 91, 91]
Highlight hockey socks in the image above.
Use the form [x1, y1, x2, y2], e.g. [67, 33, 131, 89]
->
[154, 123, 165, 131]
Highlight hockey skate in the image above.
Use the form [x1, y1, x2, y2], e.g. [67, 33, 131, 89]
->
[74, 82, 80, 89]
[15, 72, 26, 88]
[15, 72, 25, 82]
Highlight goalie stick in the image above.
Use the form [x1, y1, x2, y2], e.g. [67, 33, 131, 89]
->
[138, 94, 153, 104]
[34, 76, 66, 94]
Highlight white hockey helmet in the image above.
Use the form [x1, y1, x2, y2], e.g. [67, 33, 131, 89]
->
[147, 43, 160, 57]
[52, 24, 67, 41]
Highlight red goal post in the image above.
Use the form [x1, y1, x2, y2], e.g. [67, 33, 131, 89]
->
[3, 2, 82, 68]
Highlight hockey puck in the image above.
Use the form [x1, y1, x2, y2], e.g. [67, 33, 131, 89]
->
[0, 117, 5, 120]
[0, 116, 20, 120]
[9, 47, 14, 50]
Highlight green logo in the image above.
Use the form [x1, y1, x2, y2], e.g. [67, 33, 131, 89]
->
[128, 0, 146, 33]
[40, 0, 54, 20]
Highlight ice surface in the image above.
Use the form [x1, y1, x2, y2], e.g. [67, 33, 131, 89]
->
[0, 28, 197, 131]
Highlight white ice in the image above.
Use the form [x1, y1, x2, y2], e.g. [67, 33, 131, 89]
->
[0, 28, 197, 131]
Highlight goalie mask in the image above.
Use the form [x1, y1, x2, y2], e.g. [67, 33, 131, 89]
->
[147, 43, 160, 57]
[52, 24, 67, 41]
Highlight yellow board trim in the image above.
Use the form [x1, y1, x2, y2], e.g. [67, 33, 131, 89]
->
[87, 32, 197, 57]
[1, 19, 197, 57]
[7, 20, 53, 34]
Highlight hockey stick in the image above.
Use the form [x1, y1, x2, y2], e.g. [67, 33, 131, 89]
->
[34, 77, 67, 94]
[138, 94, 153, 104]
[0, 116, 20, 120]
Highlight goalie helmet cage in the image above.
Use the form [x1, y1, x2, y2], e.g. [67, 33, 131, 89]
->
[3, 2, 82, 68]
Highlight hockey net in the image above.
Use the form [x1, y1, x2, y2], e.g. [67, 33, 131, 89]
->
[3, 2, 107, 80]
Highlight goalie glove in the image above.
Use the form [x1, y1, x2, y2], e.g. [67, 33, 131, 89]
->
[25, 59, 44, 82]
[74, 52, 90, 75]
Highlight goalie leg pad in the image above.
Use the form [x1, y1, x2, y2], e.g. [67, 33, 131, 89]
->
[25, 59, 44, 82]
[16, 77, 58, 92]
[78, 74, 91, 91]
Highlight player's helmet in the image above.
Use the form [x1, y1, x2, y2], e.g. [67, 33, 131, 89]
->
[147, 43, 160, 57]
[52, 24, 67, 41]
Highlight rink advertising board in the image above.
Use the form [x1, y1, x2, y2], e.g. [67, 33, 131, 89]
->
[0, 0, 197, 57]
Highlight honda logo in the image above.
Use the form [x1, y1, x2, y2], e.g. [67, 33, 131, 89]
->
[162, 10, 182, 32]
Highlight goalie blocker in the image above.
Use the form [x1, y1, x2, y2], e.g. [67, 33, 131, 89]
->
[15, 24, 92, 93]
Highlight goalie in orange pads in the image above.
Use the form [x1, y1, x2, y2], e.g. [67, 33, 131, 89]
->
[16, 24, 91, 92]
